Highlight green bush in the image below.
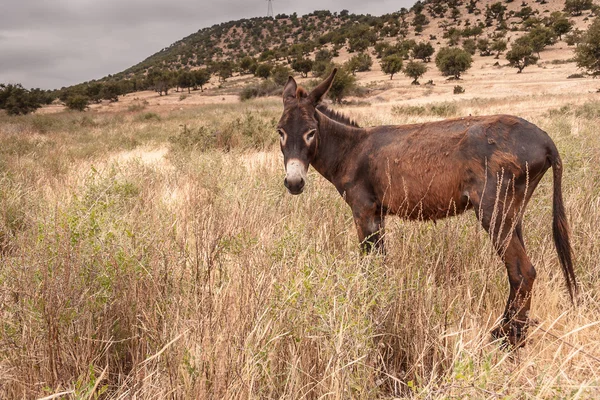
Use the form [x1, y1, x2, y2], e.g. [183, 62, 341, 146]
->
[66, 95, 90, 112]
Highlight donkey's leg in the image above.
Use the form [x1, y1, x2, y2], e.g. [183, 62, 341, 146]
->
[351, 203, 385, 254]
[492, 233, 537, 346]
[472, 190, 536, 346]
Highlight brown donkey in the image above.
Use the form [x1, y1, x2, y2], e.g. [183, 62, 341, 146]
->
[276, 69, 577, 346]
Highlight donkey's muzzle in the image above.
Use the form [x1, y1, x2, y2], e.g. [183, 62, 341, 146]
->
[284, 176, 305, 195]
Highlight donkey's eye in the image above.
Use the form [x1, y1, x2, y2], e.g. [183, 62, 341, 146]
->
[277, 129, 285, 139]
[306, 130, 316, 141]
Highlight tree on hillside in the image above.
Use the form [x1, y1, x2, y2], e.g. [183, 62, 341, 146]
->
[327, 65, 356, 104]
[511, 27, 555, 60]
[255, 63, 273, 79]
[147, 69, 172, 96]
[548, 12, 573, 40]
[272, 65, 292, 86]
[564, 0, 594, 16]
[575, 17, 600, 76]
[411, 42, 435, 62]
[178, 71, 194, 93]
[486, 2, 507, 24]
[380, 54, 403, 80]
[477, 38, 492, 56]
[66, 95, 90, 111]
[403, 61, 427, 84]
[491, 39, 507, 59]
[193, 69, 211, 91]
[291, 58, 313, 78]
[239, 56, 257, 75]
[435, 47, 473, 79]
[462, 39, 477, 55]
[506, 44, 538, 73]
[0, 83, 44, 115]
[216, 61, 234, 82]
[100, 82, 121, 102]
[346, 53, 373, 75]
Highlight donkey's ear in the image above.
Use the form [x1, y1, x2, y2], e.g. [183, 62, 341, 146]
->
[282, 76, 297, 103]
[309, 68, 337, 105]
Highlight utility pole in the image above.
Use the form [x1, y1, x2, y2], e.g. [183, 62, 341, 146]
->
[267, 0, 274, 18]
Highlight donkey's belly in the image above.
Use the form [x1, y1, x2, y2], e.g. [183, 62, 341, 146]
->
[384, 194, 472, 220]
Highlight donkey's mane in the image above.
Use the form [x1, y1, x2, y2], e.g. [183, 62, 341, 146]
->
[316, 104, 360, 128]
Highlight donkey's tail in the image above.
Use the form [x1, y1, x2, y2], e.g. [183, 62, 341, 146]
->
[550, 151, 577, 302]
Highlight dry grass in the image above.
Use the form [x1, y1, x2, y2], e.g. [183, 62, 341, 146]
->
[1, 95, 599, 399]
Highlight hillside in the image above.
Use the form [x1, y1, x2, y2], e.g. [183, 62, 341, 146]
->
[110, 0, 595, 79]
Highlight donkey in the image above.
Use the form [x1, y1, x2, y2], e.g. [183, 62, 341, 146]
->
[276, 69, 577, 346]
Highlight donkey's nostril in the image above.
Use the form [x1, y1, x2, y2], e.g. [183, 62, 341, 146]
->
[284, 177, 289, 188]
[298, 178, 305, 190]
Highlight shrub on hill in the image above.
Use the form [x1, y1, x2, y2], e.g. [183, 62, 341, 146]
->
[435, 47, 473, 79]
[346, 53, 373, 75]
[506, 43, 538, 73]
[239, 79, 280, 101]
[564, 0, 594, 16]
[411, 42, 435, 62]
[403, 61, 428, 84]
[272, 65, 293, 86]
[255, 63, 273, 79]
[0, 84, 44, 116]
[575, 17, 600, 76]
[380, 54, 403, 80]
[66, 95, 90, 111]
[292, 58, 314, 78]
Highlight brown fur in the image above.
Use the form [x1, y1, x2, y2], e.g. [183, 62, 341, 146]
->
[277, 70, 577, 347]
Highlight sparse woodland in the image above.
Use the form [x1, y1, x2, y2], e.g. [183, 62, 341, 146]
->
[2, 0, 600, 398]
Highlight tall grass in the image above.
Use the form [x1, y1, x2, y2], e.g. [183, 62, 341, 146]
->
[0, 99, 599, 398]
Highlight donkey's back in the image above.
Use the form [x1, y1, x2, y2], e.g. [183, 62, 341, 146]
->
[352, 115, 558, 221]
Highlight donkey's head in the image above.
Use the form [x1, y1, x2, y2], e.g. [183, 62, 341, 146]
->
[276, 68, 337, 195]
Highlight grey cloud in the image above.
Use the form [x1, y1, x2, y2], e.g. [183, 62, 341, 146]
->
[0, 0, 415, 90]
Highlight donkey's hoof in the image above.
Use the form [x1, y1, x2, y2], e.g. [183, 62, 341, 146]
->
[491, 324, 527, 348]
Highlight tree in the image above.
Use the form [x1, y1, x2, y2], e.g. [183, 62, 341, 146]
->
[100, 82, 121, 101]
[506, 44, 538, 73]
[551, 15, 573, 40]
[380, 54, 403, 80]
[477, 38, 492, 56]
[462, 39, 477, 55]
[564, 0, 594, 16]
[403, 61, 428, 84]
[346, 53, 373, 75]
[193, 69, 210, 91]
[491, 39, 507, 59]
[411, 42, 435, 62]
[147, 69, 172, 96]
[255, 63, 272, 79]
[216, 61, 234, 82]
[178, 71, 193, 93]
[272, 65, 292, 86]
[327, 65, 356, 104]
[575, 17, 600, 76]
[239, 56, 257, 75]
[348, 37, 371, 53]
[435, 47, 473, 79]
[66, 95, 90, 111]
[0, 83, 43, 115]
[291, 58, 313, 78]
[314, 49, 334, 63]
[518, 26, 556, 57]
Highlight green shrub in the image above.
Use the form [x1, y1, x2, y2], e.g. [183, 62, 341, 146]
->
[453, 85, 465, 94]
[66, 95, 90, 111]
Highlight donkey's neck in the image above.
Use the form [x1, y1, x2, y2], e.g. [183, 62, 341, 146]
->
[311, 111, 366, 183]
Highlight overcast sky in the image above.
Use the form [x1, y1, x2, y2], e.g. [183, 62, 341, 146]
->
[0, 0, 416, 90]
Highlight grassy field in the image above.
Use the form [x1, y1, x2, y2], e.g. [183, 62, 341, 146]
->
[1, 94, 599, 399]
